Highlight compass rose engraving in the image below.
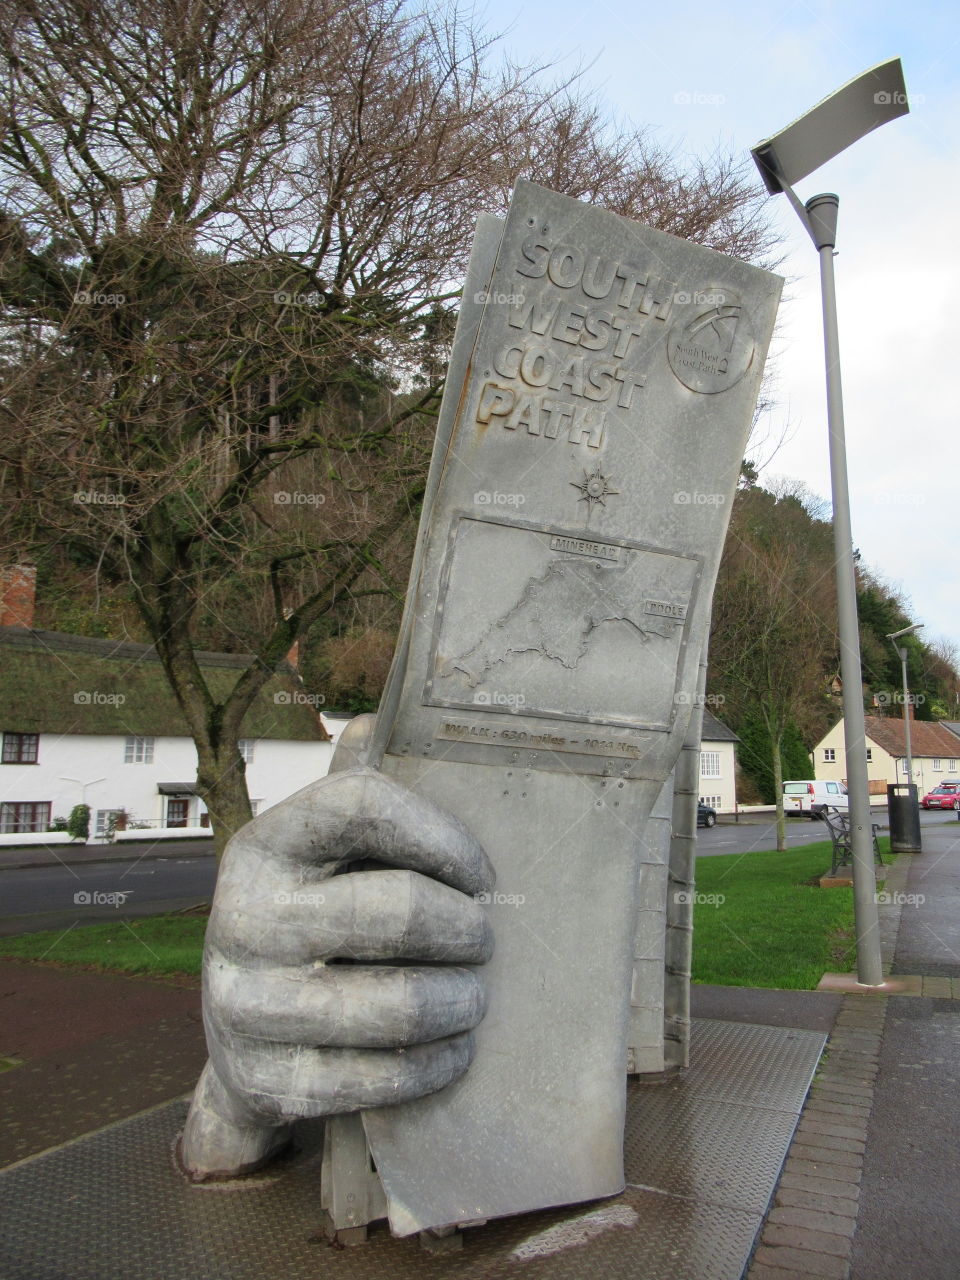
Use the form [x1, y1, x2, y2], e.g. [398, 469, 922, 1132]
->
[571, 465, 618, 522]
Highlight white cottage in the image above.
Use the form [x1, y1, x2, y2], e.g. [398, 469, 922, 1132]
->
[699, 708, 739, 813]
[0, 626, 346, 841]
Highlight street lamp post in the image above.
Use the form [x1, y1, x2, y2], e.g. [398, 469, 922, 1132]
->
[752, 59, 909, 987]
[887, 622, 924, 800]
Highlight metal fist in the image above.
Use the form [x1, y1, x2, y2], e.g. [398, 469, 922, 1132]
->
[179, 717, 494, 1180]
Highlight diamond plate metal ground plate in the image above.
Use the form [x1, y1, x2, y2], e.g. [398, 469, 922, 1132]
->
[624, 1085, 800, 1213]
[684, 1019, 825, 1110]
[0, 1020, 824, 1280]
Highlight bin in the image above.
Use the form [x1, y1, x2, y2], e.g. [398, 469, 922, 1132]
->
[887, 783, 922, 853]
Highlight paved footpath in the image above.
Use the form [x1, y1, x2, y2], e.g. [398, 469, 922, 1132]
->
[849, 826, 960, 1280]
[748, 820, 960, 1280]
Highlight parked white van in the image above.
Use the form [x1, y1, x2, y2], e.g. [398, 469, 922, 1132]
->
[783, 779, 849, 818]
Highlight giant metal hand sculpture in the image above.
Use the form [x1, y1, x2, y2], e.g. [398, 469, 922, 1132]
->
[179, 718, 494, 1180]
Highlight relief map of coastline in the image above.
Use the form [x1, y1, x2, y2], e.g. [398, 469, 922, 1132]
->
[426, 519, 699, 729]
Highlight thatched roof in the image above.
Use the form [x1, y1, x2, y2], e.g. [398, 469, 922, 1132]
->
[0, 628, 330, 741]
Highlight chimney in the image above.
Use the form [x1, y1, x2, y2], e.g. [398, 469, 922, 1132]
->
[1, 564, 37, 628]
[281, 608, 300, 672]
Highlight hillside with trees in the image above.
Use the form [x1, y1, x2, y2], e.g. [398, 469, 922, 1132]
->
[707, 475, 959, 841]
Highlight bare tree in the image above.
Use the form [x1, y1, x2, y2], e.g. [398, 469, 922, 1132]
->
[0, 0, 779, 852]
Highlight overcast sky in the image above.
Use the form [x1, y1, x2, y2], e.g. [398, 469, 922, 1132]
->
[480, 0, 959, 654]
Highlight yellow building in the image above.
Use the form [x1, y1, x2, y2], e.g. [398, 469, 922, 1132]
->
[811, 715, 960, 797]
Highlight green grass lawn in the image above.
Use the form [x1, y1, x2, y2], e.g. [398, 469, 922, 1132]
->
[691, 839, 888, 989]
[0, 839, 889, 991]
[0, 914, 207, 978]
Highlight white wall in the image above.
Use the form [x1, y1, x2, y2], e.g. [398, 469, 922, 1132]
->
[698, 740, 737, 812]
[246, 736, 339, 816]
[0, 724, 349, 840]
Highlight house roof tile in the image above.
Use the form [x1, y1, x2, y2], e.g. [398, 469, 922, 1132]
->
[701, 709, 740, 743]
[863, 715, 960, 760]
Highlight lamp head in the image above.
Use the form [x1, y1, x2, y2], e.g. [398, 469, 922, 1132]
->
[751, 57, 908, 195]
[886, 624, 924, 641]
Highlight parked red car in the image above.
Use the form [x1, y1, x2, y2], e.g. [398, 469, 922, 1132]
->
[921, 784, 960, 810]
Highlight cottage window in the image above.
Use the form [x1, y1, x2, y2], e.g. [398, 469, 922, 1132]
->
[700, 751, 721, 779]
[239, 739, 255, 764]
[2, 732, 39, 764]
[124, 736, 155, 763]
[866, 749, 872, 762]
[0, 801, 51, 833]
[95, 809, 125, 838]
[933, 758, 942, 772]
[951, 760, 958, 773]
[823, 747, 836, 762]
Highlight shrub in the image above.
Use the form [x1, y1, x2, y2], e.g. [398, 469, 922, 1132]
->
[67, 803, 90, 840]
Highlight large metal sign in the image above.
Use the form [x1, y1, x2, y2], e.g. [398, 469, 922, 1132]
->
[364, 181, 782, 1234]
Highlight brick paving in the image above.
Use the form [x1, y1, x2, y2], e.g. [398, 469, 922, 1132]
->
[747, 827, 960, 1280]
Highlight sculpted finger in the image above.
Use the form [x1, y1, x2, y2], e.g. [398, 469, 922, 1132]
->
[179, 1059, 291, 1181]
[228, 766, 494, 896]
[210, 1030, 476, 1119]
[210, 869, 493, 965]
[208, 962, 488, 1047]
